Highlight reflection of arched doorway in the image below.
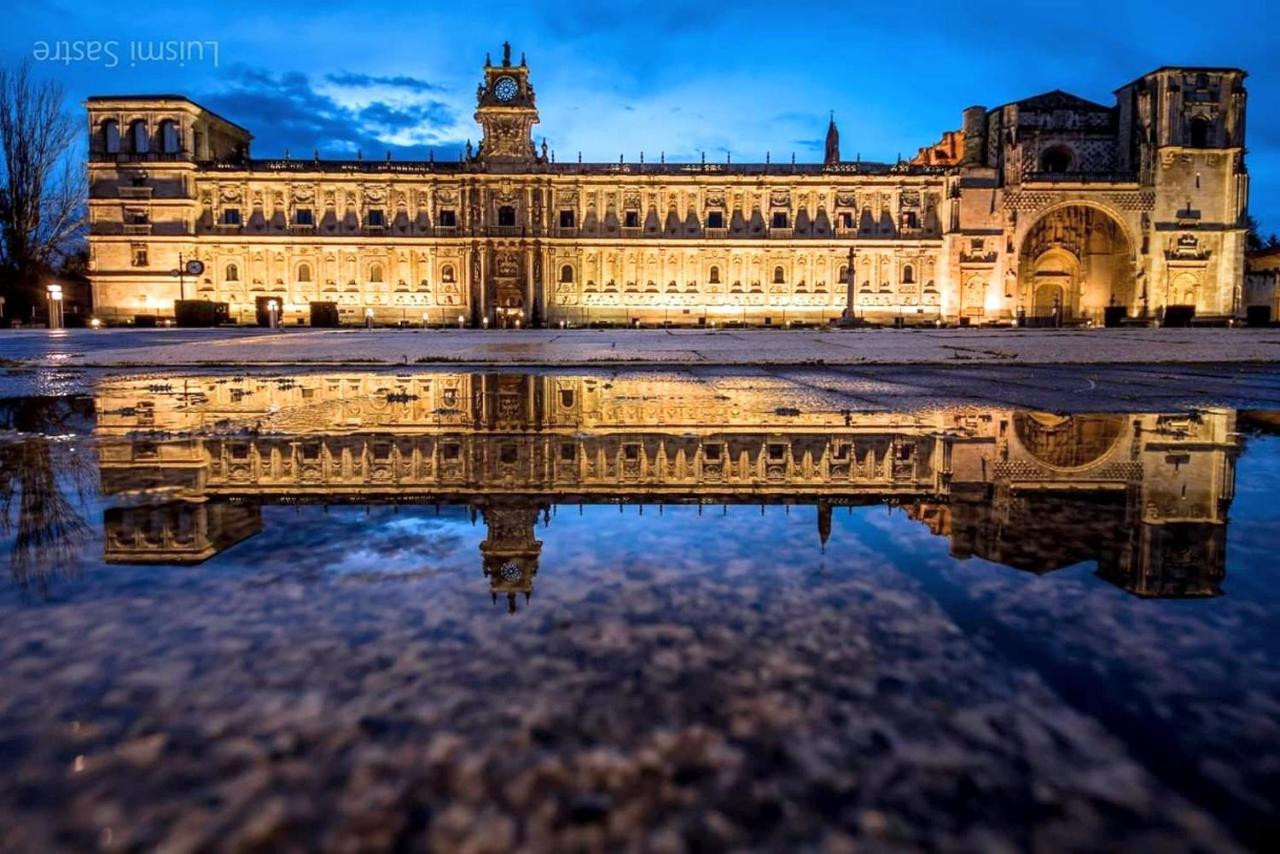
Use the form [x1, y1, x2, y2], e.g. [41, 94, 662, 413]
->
[1013, 412, 1125, 469]
[1018, 205, 1134, 323]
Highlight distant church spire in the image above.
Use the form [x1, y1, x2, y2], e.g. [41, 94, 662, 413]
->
[824, 112, 840, 166]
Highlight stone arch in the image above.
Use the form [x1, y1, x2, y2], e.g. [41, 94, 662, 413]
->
[1189, 116, 1211, 149]
[158, 119, 180, 154]
[1018, 203, 1135, 322]
[1011, 412, 1126, 470]
[1040, 144, 1074, 173]
[128, 119, 149, 154]
[100, 118, 120, 155]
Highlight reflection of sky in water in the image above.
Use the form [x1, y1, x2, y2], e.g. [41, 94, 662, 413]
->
[2, 407, 1279, 847]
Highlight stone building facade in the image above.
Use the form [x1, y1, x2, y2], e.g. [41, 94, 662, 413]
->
[85, 48, 1250, 326]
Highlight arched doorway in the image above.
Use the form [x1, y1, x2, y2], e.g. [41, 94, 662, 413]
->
[1018, 205, 1134, 324]
[1169, 271, 1200, 308]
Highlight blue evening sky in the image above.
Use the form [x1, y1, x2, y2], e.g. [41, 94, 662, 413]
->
[6, 0, 1278, 232]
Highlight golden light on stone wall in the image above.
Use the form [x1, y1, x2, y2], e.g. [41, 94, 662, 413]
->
[84, 60, 1249, 326]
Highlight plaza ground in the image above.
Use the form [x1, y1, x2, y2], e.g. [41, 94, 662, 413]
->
[4, 326, 1280, 370]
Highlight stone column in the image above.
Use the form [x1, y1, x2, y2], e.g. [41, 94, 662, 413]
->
[524, 243, 535, 325]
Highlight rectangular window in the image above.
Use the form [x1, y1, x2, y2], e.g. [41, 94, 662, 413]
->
[131, 244, 148, 267]
[222, 209, 241, 225]
[438, 209, 457, 227]
[559, 443, 576, 462]
[367, 209, 385, 227]
[704, 444, 723, 461]
[559, 210, 575, 228]
[624, 210, 640, 228]
[838, 212, 854, 228]
[771, 211, 789, 228]
[706, 211, 724, 229]
[126, 209, 149, 224]
[294, 208, 314, 225]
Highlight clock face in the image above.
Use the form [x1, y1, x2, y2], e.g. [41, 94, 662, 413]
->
[493, 76, 518, 102]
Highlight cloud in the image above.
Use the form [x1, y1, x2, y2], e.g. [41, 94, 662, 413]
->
[358, 101, 454, 131]
[197, 64, 465, 159]
[324, 71, 445, 93]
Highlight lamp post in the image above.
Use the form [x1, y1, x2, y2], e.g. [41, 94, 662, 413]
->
[267, 299, 280, 329]
[364, 307, 374, 329]
[46, 283, 64, 330]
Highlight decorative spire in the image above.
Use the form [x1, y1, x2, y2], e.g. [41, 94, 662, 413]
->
[502, 41, 512, 67]
[817, 501, 832, 553]
[824, 112, 840, 166]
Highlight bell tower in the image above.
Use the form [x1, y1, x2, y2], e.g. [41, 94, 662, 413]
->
[474, 42, 540, 164]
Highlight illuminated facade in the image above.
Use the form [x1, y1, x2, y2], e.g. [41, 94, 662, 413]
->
[86, 48, 1249, 326]
[94, 372, 1239, 603]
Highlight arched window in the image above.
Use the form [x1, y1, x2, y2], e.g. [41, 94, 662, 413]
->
[1189, 117, 1211, 149]
[773, 266, 785, 284]
[101, 119, 120, 154]
[902, 264, 915, 284]
[1039, 145, 1073, 174]
[129, 120, 150, 155]
[368, 263, 384, 283]
[225, 263, 239, 282]
[559, 264, 574, 283]
[297, 263, 312, 283]
[497, 205, 516, 227]
[708, 265, 721, 284]
[158, 119, 180, 154]
[838, 265, 849, 283]
[441, 264, 455, 283]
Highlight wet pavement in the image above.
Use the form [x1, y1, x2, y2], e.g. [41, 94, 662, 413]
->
[0, 368, 1278, 851]
[5, 326, 1280, 369]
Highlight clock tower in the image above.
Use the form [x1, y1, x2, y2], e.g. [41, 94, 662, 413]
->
[474, 42, 541, 164]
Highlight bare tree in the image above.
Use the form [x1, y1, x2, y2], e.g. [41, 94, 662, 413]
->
[0, 61, 85, 322]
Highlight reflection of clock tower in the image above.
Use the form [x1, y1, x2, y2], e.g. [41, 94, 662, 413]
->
[478, 499, 548, 614]
[474, 42, 541, 164]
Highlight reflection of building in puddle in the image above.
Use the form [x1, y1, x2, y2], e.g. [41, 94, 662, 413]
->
[93, 373, 1240, 604]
